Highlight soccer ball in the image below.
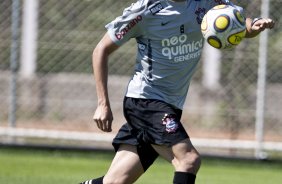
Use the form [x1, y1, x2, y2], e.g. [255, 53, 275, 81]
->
[201, 5, 246, 49]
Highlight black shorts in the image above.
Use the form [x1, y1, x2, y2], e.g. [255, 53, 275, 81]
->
[112, 97, 189, 171]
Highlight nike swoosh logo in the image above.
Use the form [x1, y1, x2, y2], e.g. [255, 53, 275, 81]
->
[161, 21, 170, 26]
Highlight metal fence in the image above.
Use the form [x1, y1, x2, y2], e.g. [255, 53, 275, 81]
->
[1, 0, 282, 159]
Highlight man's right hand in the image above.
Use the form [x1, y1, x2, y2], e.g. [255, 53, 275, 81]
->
[93, 105, 113, 132]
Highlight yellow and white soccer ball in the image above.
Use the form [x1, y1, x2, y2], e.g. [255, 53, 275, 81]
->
[201, 5, 246, 49]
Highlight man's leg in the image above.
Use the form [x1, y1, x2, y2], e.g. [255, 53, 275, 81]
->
[103, 144, 144, 184]
[171, 138, 201, 174]
[152, 138, 201, 184]
[80, 144, 144, 184]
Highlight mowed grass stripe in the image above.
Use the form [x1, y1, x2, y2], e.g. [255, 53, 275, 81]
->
[0, 147, 281, 184]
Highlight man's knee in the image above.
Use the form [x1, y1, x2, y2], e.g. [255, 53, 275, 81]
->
[189, 152, 201, 172]
[173, 151, 201, 174]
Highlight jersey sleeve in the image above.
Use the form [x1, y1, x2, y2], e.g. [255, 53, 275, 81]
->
[105, 1, 146, 46]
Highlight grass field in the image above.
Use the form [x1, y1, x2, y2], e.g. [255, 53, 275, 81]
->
[0, 147, 281, 184]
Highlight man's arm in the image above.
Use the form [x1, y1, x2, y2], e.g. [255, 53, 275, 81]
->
[93, 33, 119, 132]
[245, 17, 275, 38]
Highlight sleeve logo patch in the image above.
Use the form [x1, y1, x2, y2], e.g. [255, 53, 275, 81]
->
[149, 3, 163, 15]
[115, 15, 143, 40]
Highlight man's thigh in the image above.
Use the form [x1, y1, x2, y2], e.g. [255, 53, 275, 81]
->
[152, 138, 200, 173]
[104, 144, 144, 184]
[152, 138, 198, 162]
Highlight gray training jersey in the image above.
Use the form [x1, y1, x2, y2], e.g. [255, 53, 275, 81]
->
[106, 0, 234, 109]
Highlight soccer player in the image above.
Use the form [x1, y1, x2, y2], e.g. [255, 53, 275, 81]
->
[80, 0, 275, 183]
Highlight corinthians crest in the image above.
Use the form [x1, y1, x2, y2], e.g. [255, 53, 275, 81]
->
[162, 113, 179, 133]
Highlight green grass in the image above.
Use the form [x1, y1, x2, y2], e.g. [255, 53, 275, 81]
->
[0, 147, 281, 184]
